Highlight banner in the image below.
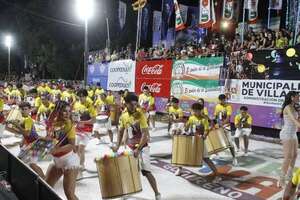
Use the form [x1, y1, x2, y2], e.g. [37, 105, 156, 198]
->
[171, 80, 221, 102]
[172, 57, 223, 80]
[174, 0, 185, 31]
[161, 0, 175, 48]
[135, 79, 171, 97]
[87, 76, 108, 90]
[118, 1, 127, 30]
[199, 0, 213, 28]
[107, 60, 136, 92]
[269, 0, 282, 10]
[152, 11, 162, 47]
[224, 79, 300, 108]
[223, 0, 234, 21]
[87, 62, 109, 89]
[179, 4, 189, 23]
[136, 60, 172, 79]
[245, 0, 259, 24]
[141, 2, 151, 43]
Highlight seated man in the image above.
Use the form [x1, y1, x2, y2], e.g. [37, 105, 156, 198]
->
[234, 106, 252, 156]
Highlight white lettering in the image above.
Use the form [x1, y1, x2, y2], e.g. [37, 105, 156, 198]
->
[141, 64, 163, 75]
[141, 82, 162, 93]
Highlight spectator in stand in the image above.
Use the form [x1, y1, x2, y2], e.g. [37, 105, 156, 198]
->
[275, 30, 288, 49]
[247, 35, 259, 50]
[265, 32, 275, 49]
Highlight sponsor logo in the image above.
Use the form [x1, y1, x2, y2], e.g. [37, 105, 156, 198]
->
[141, 82, 162, 93]
[171, 80, 184, 96]
[173, 62, 185, 78]
[89, 65, 95, 74]
[141, 64, 163, 75]
[109, 61, 133, 73]
[109, 77, 131, 89]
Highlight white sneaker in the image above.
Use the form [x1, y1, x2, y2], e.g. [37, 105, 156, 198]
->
[232, 158, 238, 166]
[155, 193, 161, 200]
[175, 168, 182, 176]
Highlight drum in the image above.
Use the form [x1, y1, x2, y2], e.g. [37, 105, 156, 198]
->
[205, 128, 230, 155]
[96, 115, 109, 124]
[95, 154, 142, 199]
[171, 135, 204, 167]
[6, 106, 22, 123]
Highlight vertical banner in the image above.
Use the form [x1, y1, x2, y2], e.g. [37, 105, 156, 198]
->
[118, 1, 127, 30]
[152, 11, 162, 47]
[141, 2, 151, 43]
[161, 0, 175, 48]
[223, 0, 234, 21]
[174, 0, 185, 31]
[269, 0, 282, 10]
[246, 0, 259, 24]
[179, 4, 189, 23]
[199, 0, 212, 28]
[107, 60, 136, 92]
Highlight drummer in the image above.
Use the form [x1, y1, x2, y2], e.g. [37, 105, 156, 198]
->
[175, 103, 220, 182]
[93, 93, 113, 144]
[138, 86, 156, 131]
[73, 89, 96, 172]
[197, 98, 209, 120]
[168, 97, 184, 135]
[112, 93, 161, 200]
[5, 102, 45, 179]
[234, 106, 252, 156]
[37, 93, 55, 123]
[213, 94, 238, 166]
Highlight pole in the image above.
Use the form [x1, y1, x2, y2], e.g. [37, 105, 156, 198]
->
[241, 0, 246, 45]
[135, 8, 142, 54]
[160, 0, 164, 46]
[267, 0, 271, 29]
[294, 2, 300, 45]
[106, 17, 111, 55]
[84, 18, 89, 86]
[8, 47, 11, 77]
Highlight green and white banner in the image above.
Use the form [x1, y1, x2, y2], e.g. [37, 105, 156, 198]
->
[172, 57, 223, 80]
[171, 80, 221, 102]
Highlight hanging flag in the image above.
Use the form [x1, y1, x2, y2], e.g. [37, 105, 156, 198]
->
[223, 0, 234, 21]
[152, 11, 162, 46]
[174, 0, 185, 31]
[179, 4, 189, 24]
[118, 1, 127, 30]
[199, 0, 213, 28]
[246, 0, 259, 24]
[269, 0, 282, 10]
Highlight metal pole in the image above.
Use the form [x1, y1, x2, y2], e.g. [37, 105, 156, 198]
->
[135, 8, 141, 55]
[267, 0, 271, 29]
[8, 47, 11, 77]
[241, 0, 246, 45]
[106, 17, 111, 55]
[160, 0, 164, 46]
[84, 18, 89, 86]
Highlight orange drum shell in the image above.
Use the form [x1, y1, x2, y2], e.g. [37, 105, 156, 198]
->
[95, 155, 142, 199]
[171, 135, 204, 167]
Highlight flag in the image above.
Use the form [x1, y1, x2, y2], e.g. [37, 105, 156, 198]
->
[223, 0, 234, 21]
[174, 0, 185, 31]
[152, 11, 162, 46]
[245, 0, 259, 24]
[199, 0, 213, 28]
[179, 4, 189, 24]
[269, 0, 282, 10]
[118, 1, 127, 30]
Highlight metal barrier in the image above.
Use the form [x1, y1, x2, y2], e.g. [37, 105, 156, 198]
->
[0, 145, 62, 200]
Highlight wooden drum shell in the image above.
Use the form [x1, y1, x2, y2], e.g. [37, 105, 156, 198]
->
[205, 128, 230, 155]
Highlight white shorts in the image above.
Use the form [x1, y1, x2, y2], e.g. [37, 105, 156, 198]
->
[93, 118, 112, 134]
[280, 132, 298, 140]
[76, 132, 92, 146]
[234, 128, 252, 137]
[169, 122, 185, 134]
[139, 146, 151, 172]
[53, 151, 80, 170]
[149, 111, 156, 116]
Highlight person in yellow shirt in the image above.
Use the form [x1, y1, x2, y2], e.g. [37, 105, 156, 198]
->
[73, 89, 96, 171]
[168, 97, 184, 135]
[93, 93, 113, 144]
[175, 103, 220, 182]
[45, 101, 79, 200]
[234, 106, 252, 156]
[138, 86, 156, 131]
[197, 98, 209, 118]
[214, 94, 237, 166]
[9, 85, 22, 103]
[50, 84, 62, 102]
[106, 90, 115, 105]
[5, 102, 45, 179]
[4, 83, 13, 97]
[94, 82, 104, 97]
[61, 86, 76, 104]
[283, 168, 300, 200]
[112, 93, 161, 200]
[37, 94, 55, 122]
[37, 82, 47, 95]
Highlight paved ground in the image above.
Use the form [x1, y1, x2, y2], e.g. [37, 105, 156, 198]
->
[1, 122, 299, 200]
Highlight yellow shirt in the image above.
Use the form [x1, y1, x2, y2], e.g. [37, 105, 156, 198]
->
[23, 116, 34, 132]
[106, 95, 115, 105]
[51, 89, 61, 96]
[234, 113, 253, 128]
[0, 99, 4, 112]
[168, 106, 183, 118]
[203, 107, 209, 116]
[4, 88, 11, 96]
[10, 89, 22, 98]
[119, 109, 148, 129]
[186, 115, 209, 133]
[73, 100, 97, 118]
[292, 168, 300, 186]
[88, 90, 94, 99]
[61, 91, 75, 102]
[37, 102, 55, 115]
[138, 94, 155, 111]
[95, 88, 105, 96]
[34, 97, 42, 108]
[37, 86, 47, 95]
[22, 116, 39, 145]
[214, 103, 232, 121]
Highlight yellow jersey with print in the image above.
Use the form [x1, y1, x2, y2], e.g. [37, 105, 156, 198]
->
[37, 86, 47, 95]
[203, 107, 209, 116]
[0, 99, 4, 112]
[168, 106, 183, 119]
[73, 100, 97, 118]
[186, 115, 209, 135]
[51, 89, 61, 96]
[4, 88, 12, 96]
[119, 109, 148, 149]
[34, 97, 42, 108]
[106, 95, 115, 105]
[234, 113, 253, 128]
[61, 91, 75, 103]
[94, 98, 110, 116]
[88, 90, 94, 99]
[9, 89, 22, 99]
[214, 103, 232, 124]
[95, 88, 105, 96]
[37, 102, 55, 116]
[292, 168, 300, 186]
[22, 116, 39, 145]
[138, 93, 155, 111]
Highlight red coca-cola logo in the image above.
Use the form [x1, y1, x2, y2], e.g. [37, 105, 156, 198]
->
[141, 64, 163, 75]
[141, 82, 162, 93]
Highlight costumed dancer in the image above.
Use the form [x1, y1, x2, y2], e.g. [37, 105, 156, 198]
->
[112, 93, 161, 200]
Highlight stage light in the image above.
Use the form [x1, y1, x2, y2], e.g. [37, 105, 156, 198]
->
[221, 21, 229, 29]
[257, 64, 266, 73]
[286, 48, 296, 57]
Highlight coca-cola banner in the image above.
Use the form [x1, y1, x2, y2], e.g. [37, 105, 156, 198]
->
[107, 59, 136, 92]
[172, 57, 223, 80]
[136, 60, 172, 79]
[135, 79, 171, 97]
